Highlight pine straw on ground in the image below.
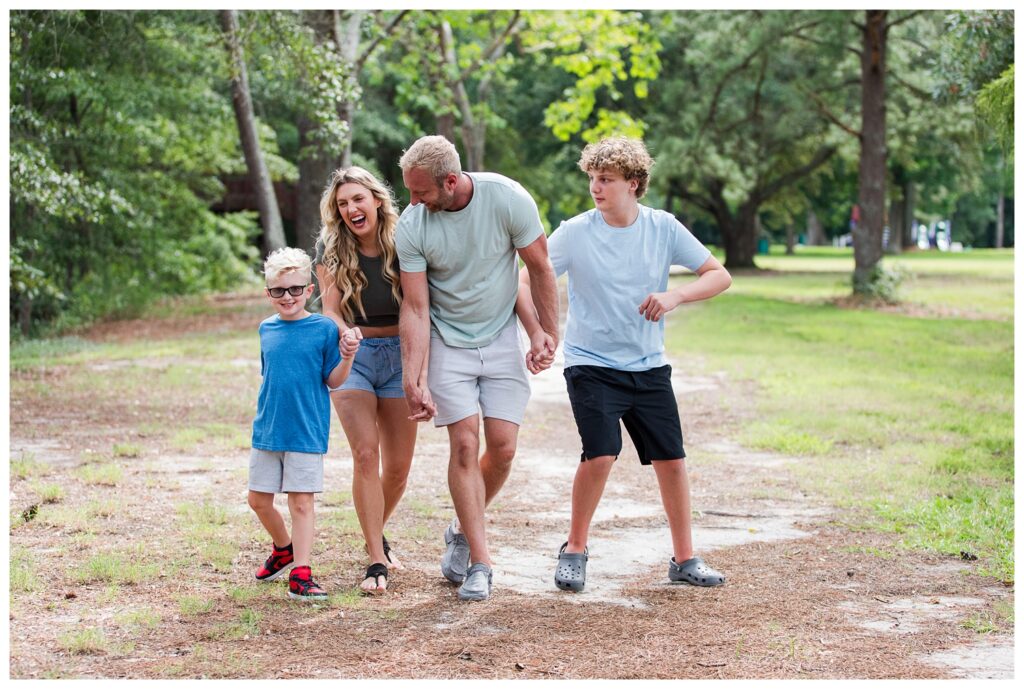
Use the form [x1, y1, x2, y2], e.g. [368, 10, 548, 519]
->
[8, 291, 1012, 679]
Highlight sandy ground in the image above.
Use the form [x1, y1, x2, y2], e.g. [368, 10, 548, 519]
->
[7, 295, 1014, 679]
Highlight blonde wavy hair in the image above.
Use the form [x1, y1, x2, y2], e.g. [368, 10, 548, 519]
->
[317, 167, 402, 324]
[578, 137, 654, 199]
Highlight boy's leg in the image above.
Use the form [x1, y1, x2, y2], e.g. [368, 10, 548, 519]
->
[447, 415, 490, 567]
[651, 458, 694, 564]
[247, 490, 289, 547]
[287, 492, 315, 568]
[565, 455, 615, 553]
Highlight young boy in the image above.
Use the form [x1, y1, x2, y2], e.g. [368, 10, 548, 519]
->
[248, 247, 359, 601]
[520, 137, 732, 592]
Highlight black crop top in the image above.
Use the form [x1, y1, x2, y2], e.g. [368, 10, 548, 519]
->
[351, 252, 400, 328]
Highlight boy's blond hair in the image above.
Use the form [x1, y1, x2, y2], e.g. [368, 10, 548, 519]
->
[263, 247, 312, 284]
[399, 135, 462, 186]
[578, 137, 654, 199]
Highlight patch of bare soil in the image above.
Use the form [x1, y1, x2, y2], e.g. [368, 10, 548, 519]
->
[7, 297, 1013, 679]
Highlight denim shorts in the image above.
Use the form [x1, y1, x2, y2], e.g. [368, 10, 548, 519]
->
[332, 335, 404, 398]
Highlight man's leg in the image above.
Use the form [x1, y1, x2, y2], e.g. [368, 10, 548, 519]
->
[565, 455, 615, 553]
[480, 417, 520, 507]
[446, 415, 491, 566]
[651, 458, 694, 564]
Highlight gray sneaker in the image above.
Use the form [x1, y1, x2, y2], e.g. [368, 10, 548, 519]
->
[457, 562, 492, 601]
[441, 520, 471, 584]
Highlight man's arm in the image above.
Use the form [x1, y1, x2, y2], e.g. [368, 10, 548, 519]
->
[516, 234, 559, 349]
[516, 269, 556, 374]
[399, 269, 435, 421]
[638, 255, 732, 322]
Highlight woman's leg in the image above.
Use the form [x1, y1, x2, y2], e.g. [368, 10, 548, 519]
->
[376, 397, 418, 526]
[333, 390, 388, 590]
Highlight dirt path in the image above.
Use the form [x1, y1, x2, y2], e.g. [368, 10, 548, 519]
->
[7, 297, 1014, 679]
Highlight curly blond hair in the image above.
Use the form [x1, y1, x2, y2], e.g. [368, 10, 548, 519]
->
[264, 247, 312, 284]
[317, 167, 402, 324]
[399, 135, 461, 186]
[578, 137, 654, 199]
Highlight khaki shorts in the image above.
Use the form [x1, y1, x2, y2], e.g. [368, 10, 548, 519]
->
[428, 321, 531, 427]
[248, 448, 324, 493]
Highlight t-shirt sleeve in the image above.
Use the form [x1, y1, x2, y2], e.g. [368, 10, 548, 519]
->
[395, 212, 427, 273]
[506, 183, 545, 249]
[547, 221, 570, 278]
[321, 320, 342, 381]
[670, 217, 712, 271]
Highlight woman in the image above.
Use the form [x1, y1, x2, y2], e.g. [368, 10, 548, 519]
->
[315, 167, 416, 595]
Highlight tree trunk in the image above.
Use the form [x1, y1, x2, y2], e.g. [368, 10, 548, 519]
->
[718, 206, 759, 269]
[785, 223, 795, 255]
[334, 10, 363, 168]
[901, 180, 916, 249]
[806, 209, 825, 246]
[296, 117, 338, 254]
[220, 9, 286, 257]
[853, 10, 887, 292]
[887, 194, 903, 255]
[995, 150, 1005, 248]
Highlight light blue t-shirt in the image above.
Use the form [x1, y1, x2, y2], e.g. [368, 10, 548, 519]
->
[251, 313, 341, 455]
[548, 205, 711, 371]
[396, 172, 544, 348]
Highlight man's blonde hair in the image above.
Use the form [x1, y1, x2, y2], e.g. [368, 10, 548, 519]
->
[578, 137, 654, 199]
[263, 247, 312, 284]
[399, 135, 462, 186]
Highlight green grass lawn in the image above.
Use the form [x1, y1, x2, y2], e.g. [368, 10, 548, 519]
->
[669, 247, 1014, 582]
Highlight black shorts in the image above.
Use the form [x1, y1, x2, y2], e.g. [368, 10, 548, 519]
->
[563, 364, 685, 465]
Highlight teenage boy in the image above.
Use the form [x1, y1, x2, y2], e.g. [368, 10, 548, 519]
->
[519, 137, 732, 592]
[248, 247, 360, 601]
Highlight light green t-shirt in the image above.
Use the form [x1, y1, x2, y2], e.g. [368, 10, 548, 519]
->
[396, 172, 544, 348]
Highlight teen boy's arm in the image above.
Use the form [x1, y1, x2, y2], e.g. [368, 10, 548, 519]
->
[639, 255, 732, 322]
[399, 270, 436, 421]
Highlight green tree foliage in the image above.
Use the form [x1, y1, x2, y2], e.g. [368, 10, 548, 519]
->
[9, 11, 263, 334]
[523, 10, 661, 143]
[644, 11, 842, 268]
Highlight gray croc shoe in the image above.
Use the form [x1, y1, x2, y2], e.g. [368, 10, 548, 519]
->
[554, 542, 588, 592]
[441, 520, 470, 584]
[457, 562, 492, 601]
[669, 556, 725, 587]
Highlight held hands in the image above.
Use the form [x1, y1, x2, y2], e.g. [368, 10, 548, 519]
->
[404, 380, 437, 422]
[340, 327, 363, 359]
[526, 329, 557, 375]
[638, 291, 684, 322]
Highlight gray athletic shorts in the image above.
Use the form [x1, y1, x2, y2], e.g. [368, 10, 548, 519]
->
[248, 448, 324, 493]
[428, 321, 531, 427]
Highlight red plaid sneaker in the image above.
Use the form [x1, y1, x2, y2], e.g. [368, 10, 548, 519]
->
[255, 542, 294, 582]
[288, 566, 328, 601]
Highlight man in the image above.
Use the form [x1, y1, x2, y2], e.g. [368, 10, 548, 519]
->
[518, 137, 731, 592]
[396, 135, 558, 601]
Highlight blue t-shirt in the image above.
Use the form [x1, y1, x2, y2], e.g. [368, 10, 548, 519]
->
[548, 205, 711, 371]
[251, 313, 342, 454]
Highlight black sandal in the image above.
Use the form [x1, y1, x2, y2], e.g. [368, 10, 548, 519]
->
[362, 562, 388, 595]
[382, 534, 401, 569]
